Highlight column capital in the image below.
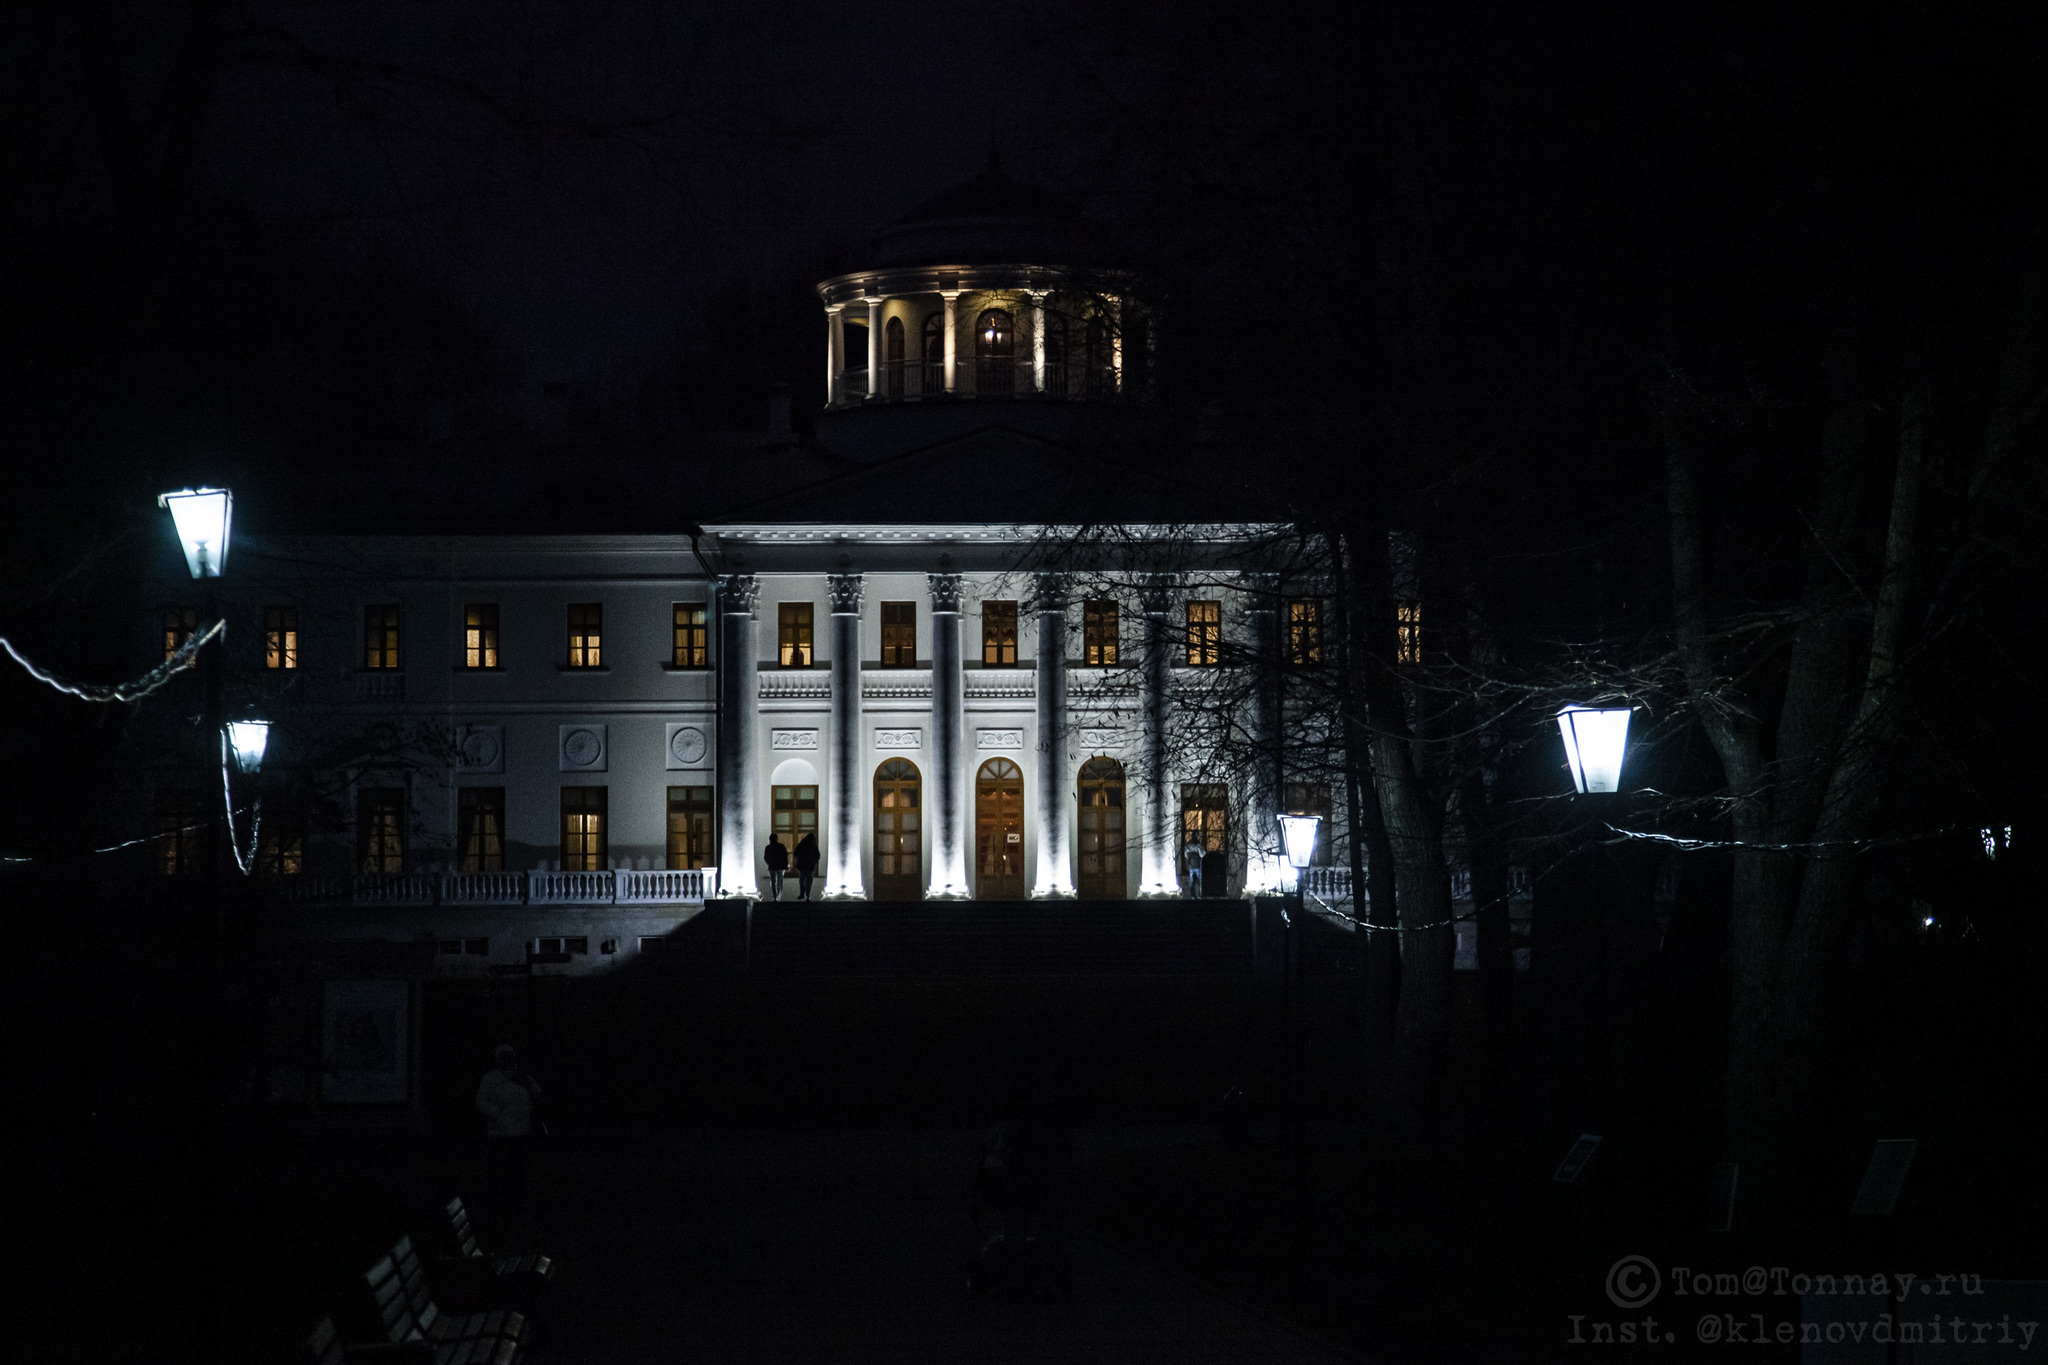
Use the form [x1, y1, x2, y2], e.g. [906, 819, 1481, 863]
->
[826, 571, 865, 614]
[1031, 571, 1070, 613]
[927, 572, 963, 614]
[717, 573, 760, 615]
[1138, 573, 1177, 616]
[1240, 571, 1280, 605]
[824, 301, 845, 316]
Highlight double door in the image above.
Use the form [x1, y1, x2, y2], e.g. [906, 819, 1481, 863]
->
[873, 760, 922, 900]
[975, 758, 1025, 899]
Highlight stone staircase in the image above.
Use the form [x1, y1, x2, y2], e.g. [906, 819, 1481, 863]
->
[744, 898, 1258, 976]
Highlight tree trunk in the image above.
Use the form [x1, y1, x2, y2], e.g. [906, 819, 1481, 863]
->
[1351, 527, 1454, 1064]
[1337, 530, 1399, 1061]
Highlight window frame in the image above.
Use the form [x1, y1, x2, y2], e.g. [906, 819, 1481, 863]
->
[263, 605, 299, 670]
[777, 602, 815, 668]
[357, 788, 407, 874]
[665, 785, 716, 870]
[671, 603, 708, 669]
[458, 786, 507, 873]
[163, 606, 197, 662]
[1083, 599, 1120, 667]
[560, 786, 608, 871]
[1396, 600, 1422, 665]
[879, 601, 916, 668]
[362, 604, 402, 671]
[981, 599, 1018, 667]
[463, 603, 500, 670]
[153, 787, 202, 876]
[1286, 598, 1324, 667]
[1185, 600, 1221, 667]
[566, 602, 603, 669]
[257, 794, 305, 875]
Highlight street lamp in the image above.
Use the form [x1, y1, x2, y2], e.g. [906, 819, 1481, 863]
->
[1279, 813, 1322, 877]
[1556, 705, 1632, 794]
[159, 487, 234, 579]
[226, 719, 271, 774]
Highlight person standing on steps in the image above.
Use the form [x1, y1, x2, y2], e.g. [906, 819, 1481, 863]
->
[763, 833, 788, 901]
[1183, 833, 1206, 899]
[793, 831, 820, 902]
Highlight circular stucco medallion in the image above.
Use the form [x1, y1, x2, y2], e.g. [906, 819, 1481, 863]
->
[460, 729, 500, 768]
[563, 727, 603, 766]
[670, 725, 707, 766]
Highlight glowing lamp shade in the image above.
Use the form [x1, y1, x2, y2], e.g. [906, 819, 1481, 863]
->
[1557, 705, 1631, 794]
[159, 488, 233, 578]
[1279, 813, 1322, 871]
[226, 720, 271, 774]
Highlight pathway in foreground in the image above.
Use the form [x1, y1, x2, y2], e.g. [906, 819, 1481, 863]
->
[518, 1125, 1357, 1364]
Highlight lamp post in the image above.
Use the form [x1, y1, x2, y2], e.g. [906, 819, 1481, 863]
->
[1278, 812, 1320, 1242]
[1556, 703, 1630, 1221]
[162, 488, 236, 1126]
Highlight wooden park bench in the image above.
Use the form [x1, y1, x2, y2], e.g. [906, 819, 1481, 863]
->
[303, 1315, 435, 1365]
[364, 1234, 528, 1364]
[441, 1196, 555, 1306]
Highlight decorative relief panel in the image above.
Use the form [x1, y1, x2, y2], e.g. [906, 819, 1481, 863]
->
[455, 724, 505, 773]
[665, 722, 711, 770]
[874, 727, 923, 750]
[1078, 727, 1125, 752]
[558, 723, 608, 772]
[976, 728, 1025, 751]
[771, 728, 820, 751]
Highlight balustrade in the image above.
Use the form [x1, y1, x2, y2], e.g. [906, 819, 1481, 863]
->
[286, 869, 718, 908]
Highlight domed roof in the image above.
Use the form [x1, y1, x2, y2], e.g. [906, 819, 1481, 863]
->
[866, 152, 1103, 269]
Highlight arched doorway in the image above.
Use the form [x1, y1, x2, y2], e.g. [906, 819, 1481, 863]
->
[873, 758, 922, 901]
[975, 757, 1025, 899]
[1077, 757, 1126, 900]
[975, 307, 1014, 395]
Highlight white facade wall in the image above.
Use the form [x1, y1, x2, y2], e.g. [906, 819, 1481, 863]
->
[135, 526, 1299, 972]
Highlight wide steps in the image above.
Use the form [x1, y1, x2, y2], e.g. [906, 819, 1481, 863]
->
[746, 899, 1255, 976]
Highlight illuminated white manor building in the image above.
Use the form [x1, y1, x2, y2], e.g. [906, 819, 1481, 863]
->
[130, 163, 1346, 988]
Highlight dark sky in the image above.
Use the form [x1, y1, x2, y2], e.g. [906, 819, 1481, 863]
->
[328, 1, 1038, 383]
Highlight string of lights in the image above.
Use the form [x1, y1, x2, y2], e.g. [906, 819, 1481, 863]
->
[1, 620, 223, 704]
[1601, 823, 1965, 854]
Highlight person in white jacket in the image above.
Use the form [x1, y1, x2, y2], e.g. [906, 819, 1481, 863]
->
[477, 1045, 540, 1240]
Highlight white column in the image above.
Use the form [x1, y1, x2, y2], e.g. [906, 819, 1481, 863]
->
[1029, 290, 1047, 394]
[716, 573, 761, 898]
[865, 296, 882, 398]
[1109, 296, 1124, 394]
[926, 571, 970, 898]
[1138, 576, 1180, 897]
[941, 290, 959, 393]
[825, 304, 844, 407]
[824, 572, 865, 899]
[1031, 574, 1074, 898]
[1241, 572, 1285, 896]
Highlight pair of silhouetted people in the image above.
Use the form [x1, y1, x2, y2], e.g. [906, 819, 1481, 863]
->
[763, 832, 819, 900]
